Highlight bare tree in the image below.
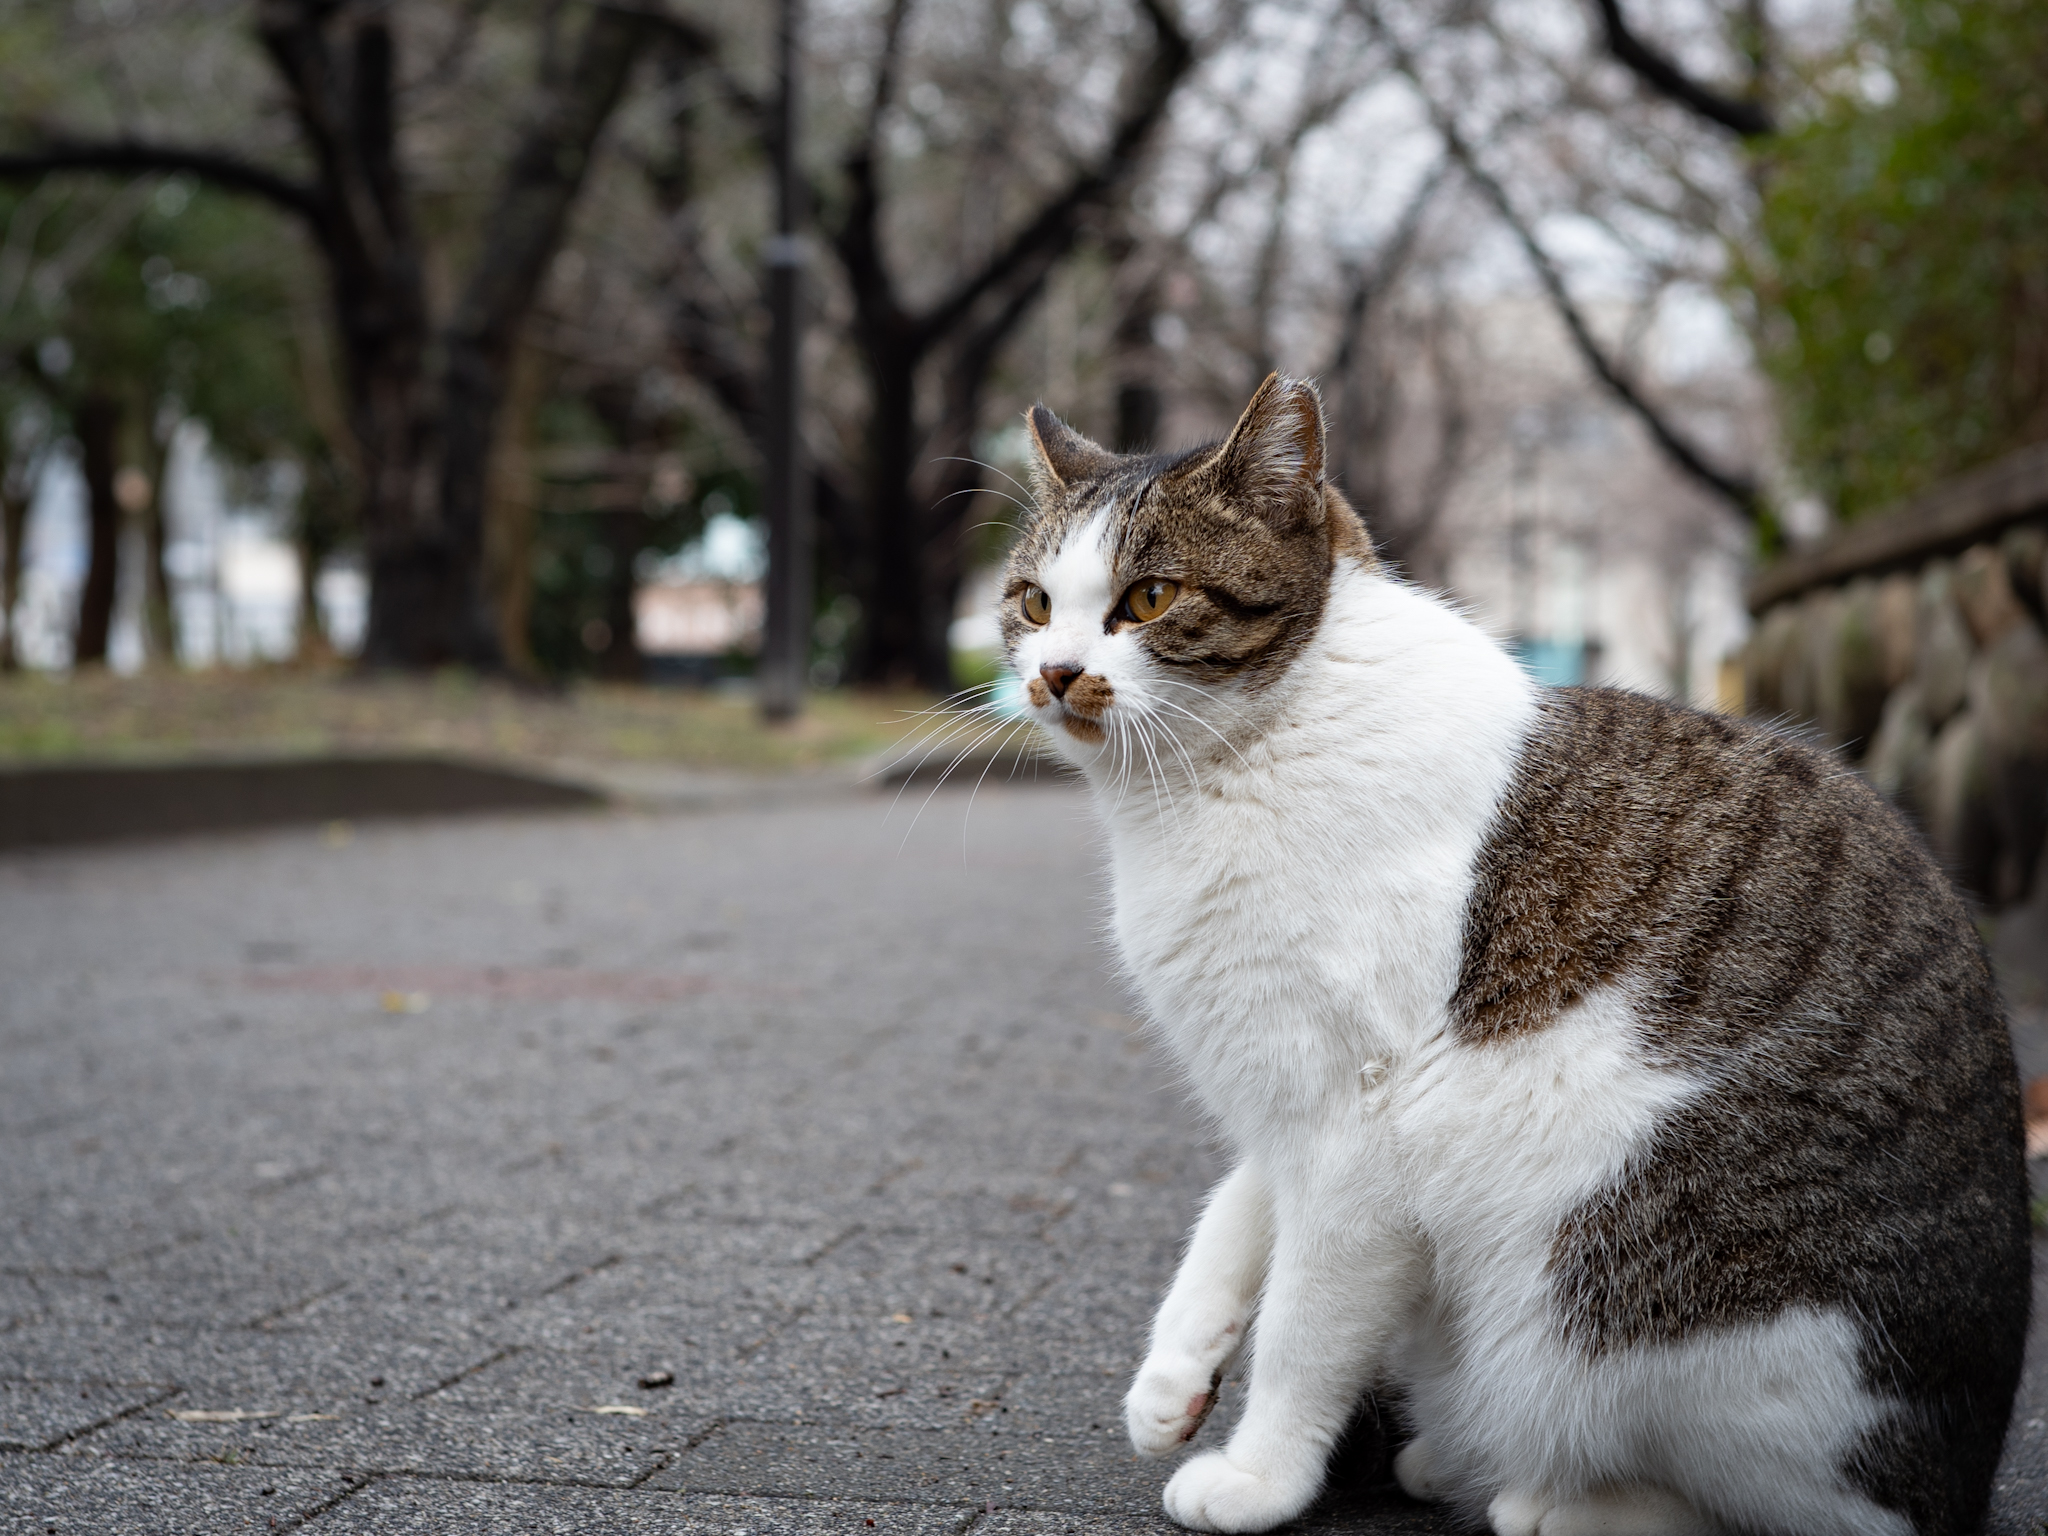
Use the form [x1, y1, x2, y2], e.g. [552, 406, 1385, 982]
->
[0, 1, 687, 668]
[1355, 0, 1767, 524]
[822, 0, 1193, 688]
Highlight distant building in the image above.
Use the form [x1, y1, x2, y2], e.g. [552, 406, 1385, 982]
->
[634, 577, 762, 658]
[1425, 297, 1759, 711]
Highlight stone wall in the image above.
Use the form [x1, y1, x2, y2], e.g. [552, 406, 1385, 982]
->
[1743, 442, 2048, 908]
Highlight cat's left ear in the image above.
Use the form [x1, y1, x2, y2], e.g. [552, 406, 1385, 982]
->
[1175, 374, 1325, 528]
[1025, 404, 1116, 503]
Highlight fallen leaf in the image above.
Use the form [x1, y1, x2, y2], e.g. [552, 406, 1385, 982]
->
[168, 1409, 284, 1423]
[584, 1404, 648, 1416]
[380, 990, 431, 1015]
[889, 1312, 913, 1324]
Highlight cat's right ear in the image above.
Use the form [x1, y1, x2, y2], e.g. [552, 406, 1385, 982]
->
[1025, 404, 1115, 502]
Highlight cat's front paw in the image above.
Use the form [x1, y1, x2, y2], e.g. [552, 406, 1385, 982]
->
[1161, 1449, 1317, 1533]
[1126, 1356, 1222, 1457]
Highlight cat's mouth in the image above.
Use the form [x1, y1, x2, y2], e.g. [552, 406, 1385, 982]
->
[1026, 671, 1114, 744]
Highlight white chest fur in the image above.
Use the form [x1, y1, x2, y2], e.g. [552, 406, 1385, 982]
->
[1093, 567, 1536, 1162]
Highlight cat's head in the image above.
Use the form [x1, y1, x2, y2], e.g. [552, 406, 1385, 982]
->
[999, 374, 1375, 761]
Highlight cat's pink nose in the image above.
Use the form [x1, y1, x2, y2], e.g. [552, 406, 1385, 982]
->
[1039, 662, 1083, 699]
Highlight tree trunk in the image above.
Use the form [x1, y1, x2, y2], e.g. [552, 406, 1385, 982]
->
[295, 514, 329, 663]
[353, 348, 441, 669]
[484, 338, 544, 677]
[280, 13, 440, 670]
[437, 4, 653, 672]
[827, 0, 1191, 692]
[1, 5, 671, 674]
[854, 340, 931, 688]
[139, 430, 177, 665]
[0, 472, 30, 672]
[73, 395, 123, 667]
[593, 506, 644, 683]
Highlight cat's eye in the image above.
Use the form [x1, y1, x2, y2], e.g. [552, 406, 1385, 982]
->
[1021, 585, 1051, 625]
[1122, 579, 1178, 623]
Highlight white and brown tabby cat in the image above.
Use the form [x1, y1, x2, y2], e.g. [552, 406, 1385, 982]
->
[996, 376, 2031, 1536]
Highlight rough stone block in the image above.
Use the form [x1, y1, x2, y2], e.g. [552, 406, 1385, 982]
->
[1866, 683, 1934, 827]
[1955, 542, 2031, 649]
[1915, 563, 1975, 727]
[1873, 574, 1920, 689]
[1974, 620, 2048, 905]
[1743, 604, 1799, 718]
[1928, 707, 2000, 901]
[1814, 579, 1889, 754]
[2002, 523, 2046, 619]
[1784, 591, 1834, 726]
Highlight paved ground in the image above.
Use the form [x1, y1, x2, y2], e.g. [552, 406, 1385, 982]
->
[1, 783, 2042, 1535]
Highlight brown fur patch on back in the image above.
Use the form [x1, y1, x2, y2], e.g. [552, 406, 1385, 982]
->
[1454, 688, 2031, 1535]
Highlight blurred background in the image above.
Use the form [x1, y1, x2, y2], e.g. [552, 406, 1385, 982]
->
[3, 12, 2047, 1519]
[0, 0, 2043, 929]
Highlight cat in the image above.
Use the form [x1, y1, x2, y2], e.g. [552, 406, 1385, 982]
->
[994, 375, 2031, 1536]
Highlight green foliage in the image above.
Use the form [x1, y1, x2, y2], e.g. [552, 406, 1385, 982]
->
[1751, 0, 2048, 520]
[2, 174, 333, 480]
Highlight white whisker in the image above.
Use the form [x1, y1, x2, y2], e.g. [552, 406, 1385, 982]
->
[929, 454, 1037, 504]
[1144, 691, 1254, 772]
[960, 717, 1034, 861]
[897, 713, 1023, 851]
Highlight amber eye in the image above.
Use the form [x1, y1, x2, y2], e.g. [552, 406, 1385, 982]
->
[1021, 585, 1051, 625]
[1123, 579, 1178, 623]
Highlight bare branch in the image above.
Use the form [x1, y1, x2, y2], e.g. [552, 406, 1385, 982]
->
[1358, 3, 1765, 522]
[1454, 129, 1762, 519]
[861, 0, 916, 152]
[1588, 0, 1773, 138]
[834, 0, 920, 348]
[910, 0, 1193, 349]
[1324, 156, 1448, 379]
[0, 140, 321, 222]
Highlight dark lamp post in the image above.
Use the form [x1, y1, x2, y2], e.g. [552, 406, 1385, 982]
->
[759, 0, 811, 720]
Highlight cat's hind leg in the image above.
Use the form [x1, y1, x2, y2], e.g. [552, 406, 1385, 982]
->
[1392, 1439, 1446, 1502]
[1486, 1486, 1716, 1536]
[1127, 1162, 1273, 1457]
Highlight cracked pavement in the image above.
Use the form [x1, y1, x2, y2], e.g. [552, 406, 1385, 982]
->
[2, 782, 2042, 1534]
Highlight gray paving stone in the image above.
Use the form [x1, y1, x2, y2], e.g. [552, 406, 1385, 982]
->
[1, 786, 2043, 1536]
[0, 1451, 359, 1534]
[649, 1417, 1170, 1515]
[0, 1376, 176, 1451]
[308, 1481, 986, 1534]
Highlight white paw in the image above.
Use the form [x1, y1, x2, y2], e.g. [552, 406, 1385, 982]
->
[1393, 1437, 1442, 1502]
[1489, 1489, 1554, 1536]
[1161, 1449, 1318, 1533]
[1535, 1486, 1716, 1536]
[1126, 1355, 1222, 1457]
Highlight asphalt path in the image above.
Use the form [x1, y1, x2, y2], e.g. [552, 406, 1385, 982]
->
[2, 783, 2042, 1534]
